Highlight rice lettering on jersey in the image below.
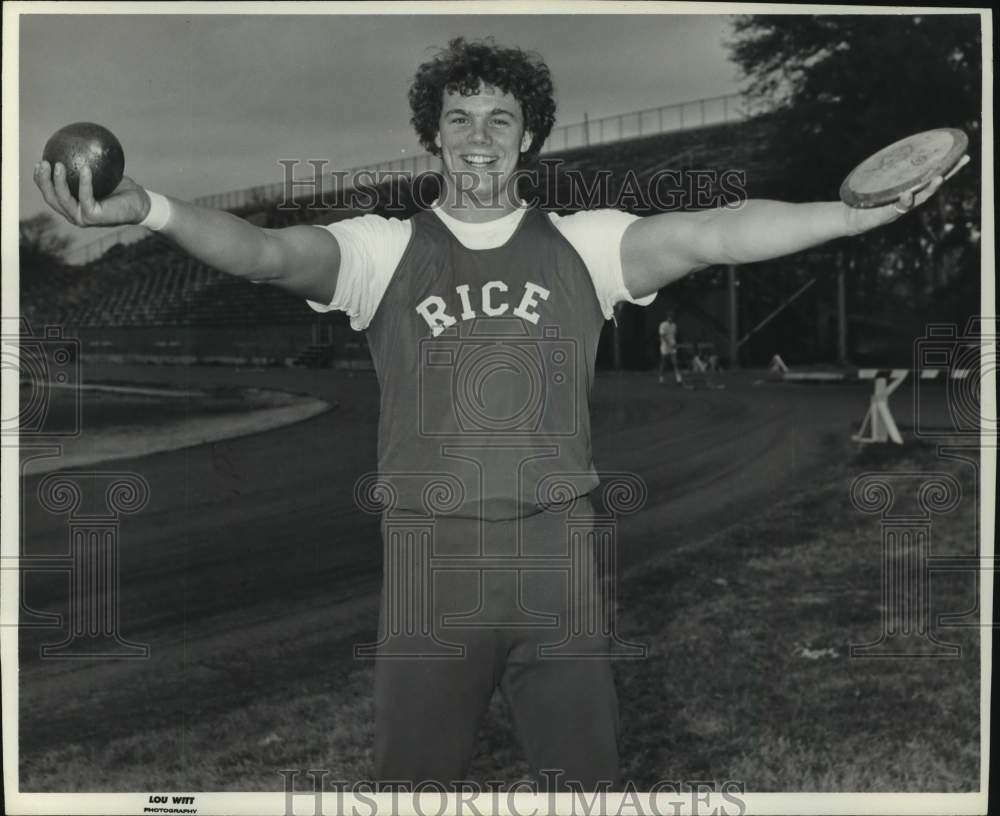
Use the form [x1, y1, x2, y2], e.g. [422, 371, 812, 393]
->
[416, 280, 551, 336]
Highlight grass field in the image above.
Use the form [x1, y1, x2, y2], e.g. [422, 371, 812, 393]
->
[20, 435, 982, 793]
[611, 439, 981, 792]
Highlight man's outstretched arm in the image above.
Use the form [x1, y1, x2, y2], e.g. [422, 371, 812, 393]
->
[34, 160, 340, 305]
[620, 159, 969, 300]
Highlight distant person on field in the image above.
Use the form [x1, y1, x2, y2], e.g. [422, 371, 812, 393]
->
[658, 311, 683, 385]
[691, 345, 725, 389]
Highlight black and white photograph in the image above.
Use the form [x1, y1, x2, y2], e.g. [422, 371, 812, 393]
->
[2, 3, 993, 815]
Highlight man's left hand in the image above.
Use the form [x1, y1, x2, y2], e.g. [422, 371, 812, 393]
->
[842, 154, 972, 236]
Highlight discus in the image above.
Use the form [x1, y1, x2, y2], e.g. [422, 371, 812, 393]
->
[839, 128, 968, 209]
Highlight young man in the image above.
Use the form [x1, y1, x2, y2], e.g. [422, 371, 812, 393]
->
[34, 37, 964, 790]
[658, 311, 683, 385]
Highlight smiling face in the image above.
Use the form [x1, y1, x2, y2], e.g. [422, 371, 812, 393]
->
[434, 84, 533, 220]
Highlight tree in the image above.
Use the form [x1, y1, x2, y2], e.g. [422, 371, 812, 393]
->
[20, 212, 73, 270]
[729, 15, 980, 198]
[728, 15, 982, 331]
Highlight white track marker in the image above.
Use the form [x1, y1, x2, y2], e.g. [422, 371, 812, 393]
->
[853, 371, 908, 444]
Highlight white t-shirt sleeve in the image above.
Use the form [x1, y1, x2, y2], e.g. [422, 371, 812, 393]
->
[551, 209, 657, 320]
[306, 214, 411, 331]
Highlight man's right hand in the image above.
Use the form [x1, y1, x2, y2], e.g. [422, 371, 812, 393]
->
[33, 158, 340, 305]
[34, 160, 150, 228]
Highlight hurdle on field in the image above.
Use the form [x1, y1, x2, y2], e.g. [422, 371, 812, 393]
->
[781, 368, 974, 444]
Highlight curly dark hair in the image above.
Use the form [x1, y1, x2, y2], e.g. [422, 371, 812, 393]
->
[408, 37, 557, 162]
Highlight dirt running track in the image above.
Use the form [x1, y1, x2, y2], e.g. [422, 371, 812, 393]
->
[16, 364, 942, 779]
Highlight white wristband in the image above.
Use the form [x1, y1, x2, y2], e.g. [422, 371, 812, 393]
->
[139, 191, 172, 231]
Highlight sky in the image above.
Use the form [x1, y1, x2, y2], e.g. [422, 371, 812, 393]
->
[16, 10, 744, 245]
